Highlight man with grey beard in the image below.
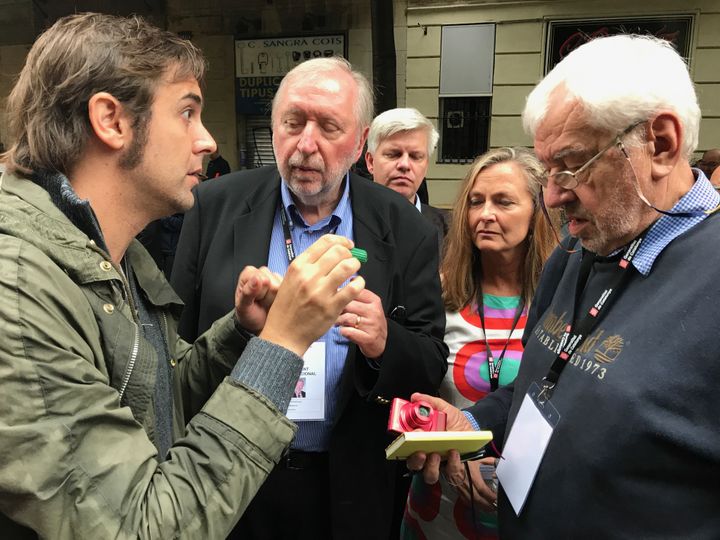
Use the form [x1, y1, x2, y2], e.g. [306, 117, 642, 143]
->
[407, 35, 720, 539]
[171, 57, 448, 540]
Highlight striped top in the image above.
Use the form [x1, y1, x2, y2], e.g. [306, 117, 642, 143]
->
[441, 294, 527, 409]
[402, 294, 527, 540]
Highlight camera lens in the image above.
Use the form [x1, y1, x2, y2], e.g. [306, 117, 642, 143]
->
[396, 400, 437, 432]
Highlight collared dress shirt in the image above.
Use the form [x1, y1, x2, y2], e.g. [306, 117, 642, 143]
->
[267, 175, 354, 451]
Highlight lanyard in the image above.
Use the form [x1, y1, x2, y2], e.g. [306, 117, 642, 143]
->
[477, 292, 525, 392]
[279, 202, 297, 263]
[279, 201, 340, 265]
[540, 234, 644, 399]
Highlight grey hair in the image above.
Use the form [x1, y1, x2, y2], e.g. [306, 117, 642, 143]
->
[523, 34, 700, 159]
[366, 107, 439, 155]
[271, 56, 374, 129]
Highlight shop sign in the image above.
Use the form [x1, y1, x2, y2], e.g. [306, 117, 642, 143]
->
[235, 34, 345, 114]
[546, 16, 693, 73]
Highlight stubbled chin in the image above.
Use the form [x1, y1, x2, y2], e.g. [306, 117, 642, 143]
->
[289, 177, 321, 192]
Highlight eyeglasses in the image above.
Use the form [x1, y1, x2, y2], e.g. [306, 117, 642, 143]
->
[538, 120, 720, 254]
[541, 122, 644, 190]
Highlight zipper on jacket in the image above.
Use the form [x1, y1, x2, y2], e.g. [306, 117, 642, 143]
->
[118, 321, 140, 402]
[115, 260, 140, 404]
[88, 242, 141, 402]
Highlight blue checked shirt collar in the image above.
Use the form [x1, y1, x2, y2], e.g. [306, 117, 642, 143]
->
[632, 169, 720, 276]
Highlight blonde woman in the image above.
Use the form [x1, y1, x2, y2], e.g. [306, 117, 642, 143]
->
[402, 147, 557, 539]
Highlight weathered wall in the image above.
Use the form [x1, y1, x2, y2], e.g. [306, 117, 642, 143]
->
[406, 0, 720, 207]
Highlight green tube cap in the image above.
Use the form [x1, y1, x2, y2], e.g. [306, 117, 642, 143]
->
[350, 247, 368, 263]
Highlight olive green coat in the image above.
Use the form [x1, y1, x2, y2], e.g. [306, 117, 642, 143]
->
[0, 173, 296, 538]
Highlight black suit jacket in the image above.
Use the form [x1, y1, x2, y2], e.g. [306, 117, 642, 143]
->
[420, 202, 450, 257]
[420, 203, 450, 238]
[171, 166, 448, 540]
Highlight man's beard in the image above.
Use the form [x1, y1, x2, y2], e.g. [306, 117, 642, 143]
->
[119, 114, 150, 170]
[568, 175, 647, 255]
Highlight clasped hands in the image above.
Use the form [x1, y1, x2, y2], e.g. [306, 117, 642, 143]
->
[233, 235, 386, 359]
[405, 393, 498, 512]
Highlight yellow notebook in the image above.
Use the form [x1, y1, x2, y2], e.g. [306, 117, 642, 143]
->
[385, 430, 493, 460]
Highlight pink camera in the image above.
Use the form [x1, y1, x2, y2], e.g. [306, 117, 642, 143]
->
[387, 398, 447, 434]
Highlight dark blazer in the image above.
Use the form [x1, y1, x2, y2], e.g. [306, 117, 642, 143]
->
[420, 203, 450, 239]
[420, 202, 450, 258]
[171, 166, 448, 540]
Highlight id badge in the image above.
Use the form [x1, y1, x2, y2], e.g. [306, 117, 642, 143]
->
[287, 341, 326, 421]
[496, 382, 560, 515]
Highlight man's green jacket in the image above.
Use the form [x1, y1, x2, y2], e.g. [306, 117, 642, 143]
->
[0, 173, 298, 539]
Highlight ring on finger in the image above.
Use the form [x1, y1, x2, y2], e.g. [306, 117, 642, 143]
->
[354, 315, 362, 328]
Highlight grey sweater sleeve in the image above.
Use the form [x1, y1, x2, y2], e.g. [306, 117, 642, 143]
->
[229, 336, 304, 414]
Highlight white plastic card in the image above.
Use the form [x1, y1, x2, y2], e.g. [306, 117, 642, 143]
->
[287, 341, 326, 421]
[496, 382, 560, 515]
